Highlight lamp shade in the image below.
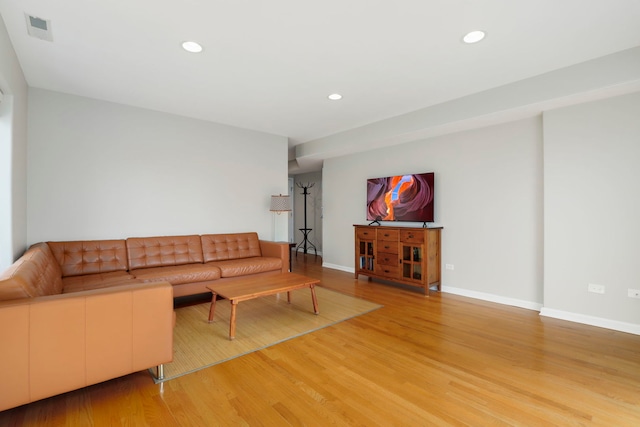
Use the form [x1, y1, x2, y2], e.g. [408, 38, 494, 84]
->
[270, 194, 291, 212]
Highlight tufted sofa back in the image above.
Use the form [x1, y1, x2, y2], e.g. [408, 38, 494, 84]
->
[47, 240, 129, 277]
[126, 235, 204, 270]
[201, 232, 262, 262]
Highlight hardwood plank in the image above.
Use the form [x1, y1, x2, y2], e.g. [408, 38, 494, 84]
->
[1, 254, 639, 425]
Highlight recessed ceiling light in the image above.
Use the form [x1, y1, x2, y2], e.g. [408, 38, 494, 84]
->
[328, 93, 342, 101]
[463, 30, 486, 44]
[182, 41, 203, 53]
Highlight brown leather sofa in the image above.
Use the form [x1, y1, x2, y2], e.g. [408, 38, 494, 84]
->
[0, 232, 289, 411]
[124, 233, 289, 297]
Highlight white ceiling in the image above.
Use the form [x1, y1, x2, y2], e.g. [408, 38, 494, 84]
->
[2, 1, 640, 154]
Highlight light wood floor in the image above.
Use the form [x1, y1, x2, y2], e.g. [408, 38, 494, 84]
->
[2, 255, 639, 426]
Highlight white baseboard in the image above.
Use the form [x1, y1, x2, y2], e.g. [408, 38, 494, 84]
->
[322, 262, 354, 274]
[292, 248, 323, 257]
[315, 265, 638, 335]
[540, 308, 640, 335]
[442, 286, 543, 312]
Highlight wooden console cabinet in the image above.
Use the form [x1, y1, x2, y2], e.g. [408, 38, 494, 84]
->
[354, 225, 442, 295]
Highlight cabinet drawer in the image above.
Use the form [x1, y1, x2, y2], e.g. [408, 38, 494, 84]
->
[377, 240, 398, 254]
[400, 230, 424, 244]
[377, 229, 399, 241]
[356, 228, 375, 240]
[376, 251, 398, 266]
[376, 263, 400, 277]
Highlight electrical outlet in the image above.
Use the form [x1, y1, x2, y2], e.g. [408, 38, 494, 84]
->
[628, 289, 640, 299]
[588, 283, 605, 294]
[445, 264, 454, 270]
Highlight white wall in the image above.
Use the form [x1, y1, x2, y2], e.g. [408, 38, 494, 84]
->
[323, 117, 543, 308]
[543, 92, 640, 330]
[0, 15, 28, 268]
[27, 88, 289, 244]
[322, 92, 640, 333]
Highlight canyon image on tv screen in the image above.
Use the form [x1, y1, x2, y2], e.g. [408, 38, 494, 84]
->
[367, 172, 434, 222]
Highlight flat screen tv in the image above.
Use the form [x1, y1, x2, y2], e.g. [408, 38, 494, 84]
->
[367, 172, 434, 224]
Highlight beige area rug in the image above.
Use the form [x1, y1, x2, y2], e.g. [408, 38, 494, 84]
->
[151, 286, 382, 382]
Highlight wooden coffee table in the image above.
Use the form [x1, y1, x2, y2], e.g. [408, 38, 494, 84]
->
[206, 273, 320, 340]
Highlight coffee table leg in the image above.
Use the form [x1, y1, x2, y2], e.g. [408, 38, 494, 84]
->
[310, 284, 319, 314]
[208, 292, 218, 322]
[229, 300, 238, 340]
[287, 291, 292, 304]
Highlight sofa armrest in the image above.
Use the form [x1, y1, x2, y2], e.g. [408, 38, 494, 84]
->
[259, 240, 290, 274]
[0, 281, 173, 411]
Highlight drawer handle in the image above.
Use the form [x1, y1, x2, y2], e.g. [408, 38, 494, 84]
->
[384, 245, 390, 249]
[408, 234, 414, 238]
[384, 233, 389, 237]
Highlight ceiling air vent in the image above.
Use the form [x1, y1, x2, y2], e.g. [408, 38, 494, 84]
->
[25, 13, 53, 41]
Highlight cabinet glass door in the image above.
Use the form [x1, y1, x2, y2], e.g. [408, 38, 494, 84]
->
[359, 241, 375, 272]
[402, 245, 423, 281]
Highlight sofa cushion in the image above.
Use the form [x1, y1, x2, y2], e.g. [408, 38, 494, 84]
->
[0, 243, 63, 301]
[62, 271, 140, 293]
[201, 232, 262, 262]
[131, 264, 221, 285]
[127, 235, 203, 270]
[48, 240, 129, 277]
[207, 257, 282, 278]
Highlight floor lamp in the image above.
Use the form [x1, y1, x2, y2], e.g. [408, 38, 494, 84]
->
[269, 194, 291, 241]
